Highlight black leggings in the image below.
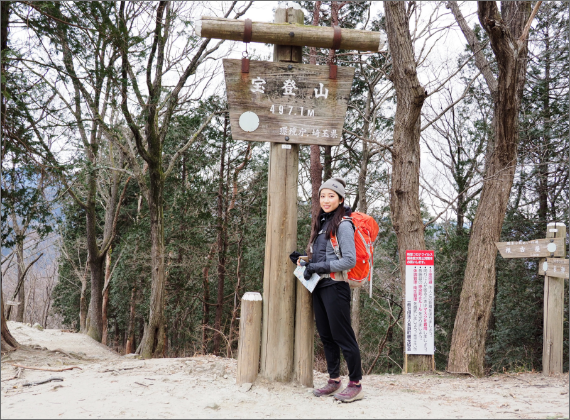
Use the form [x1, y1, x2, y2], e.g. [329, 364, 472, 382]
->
[313, 281, 362, 382]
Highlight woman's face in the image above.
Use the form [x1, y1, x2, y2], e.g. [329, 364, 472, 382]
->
[320, 188, 343, 213]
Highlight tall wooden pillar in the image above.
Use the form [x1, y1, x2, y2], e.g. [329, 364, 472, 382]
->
[260, 7, 305, 383]
[543, 222, 566, 375]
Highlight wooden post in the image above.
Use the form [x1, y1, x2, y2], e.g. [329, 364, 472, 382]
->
[236, 292, 262, 385]
[291, 9, 315, 388]
[294, 265, 314, 386]
[543, 222, 566, 375]
[259, 7, 304, 383]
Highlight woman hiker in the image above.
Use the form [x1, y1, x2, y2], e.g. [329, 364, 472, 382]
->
[289, 177, 363, 403]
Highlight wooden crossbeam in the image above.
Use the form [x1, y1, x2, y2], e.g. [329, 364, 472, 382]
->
[197, 17, 386, 52]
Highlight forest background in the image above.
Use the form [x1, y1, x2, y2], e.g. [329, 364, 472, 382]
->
[1, 1, 569, 376]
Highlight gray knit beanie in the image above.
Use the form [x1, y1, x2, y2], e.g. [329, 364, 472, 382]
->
[319, 177, 346, 200]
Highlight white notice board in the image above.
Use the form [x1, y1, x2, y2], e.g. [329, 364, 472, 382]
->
[405, 250, 434, 355]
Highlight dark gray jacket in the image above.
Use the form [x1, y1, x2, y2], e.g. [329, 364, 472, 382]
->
[311, 206, 356, 287]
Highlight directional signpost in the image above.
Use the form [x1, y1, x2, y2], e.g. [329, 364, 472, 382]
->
[495, 237, 565, 259]
[541, 258, 569, 279]
[495, 222, 567, 375]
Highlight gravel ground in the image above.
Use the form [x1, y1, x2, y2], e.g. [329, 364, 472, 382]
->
[1, 322, 568, 419]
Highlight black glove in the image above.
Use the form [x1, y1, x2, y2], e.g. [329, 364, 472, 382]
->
[303, 265, 316, 280]
[303, 262, 330, 280]
[289, 251, 303, 265]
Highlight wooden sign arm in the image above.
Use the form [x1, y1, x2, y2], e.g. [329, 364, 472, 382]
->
[196, 16, 386, 52]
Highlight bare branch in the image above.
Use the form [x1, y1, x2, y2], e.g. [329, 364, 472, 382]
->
[163, 112, 216, 178]
[421, 70, 481, 132]
[518, 1, 542, 45]
[446, 1, 497, 95]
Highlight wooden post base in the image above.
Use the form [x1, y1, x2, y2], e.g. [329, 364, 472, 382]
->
[543, 223, 566, 375]
[237, 292, 262, 385]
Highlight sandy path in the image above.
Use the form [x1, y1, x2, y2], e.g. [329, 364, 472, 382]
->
[1, 322, 568, 419]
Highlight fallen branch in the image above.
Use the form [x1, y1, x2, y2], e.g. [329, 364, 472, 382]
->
[23, 377, 63, 387]
[134, 381, 152, 387]
[102, 366, 141, 373]
[1, 367, 23, 382]
[11, 363, 82, 372]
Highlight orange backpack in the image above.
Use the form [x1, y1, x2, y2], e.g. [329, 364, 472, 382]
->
[330, 212, 379, 296]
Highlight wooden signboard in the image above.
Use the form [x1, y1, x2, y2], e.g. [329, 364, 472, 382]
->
[540, 258, 569, 279]
[495, 237, 565, 259]
[223, 59, 355, 146]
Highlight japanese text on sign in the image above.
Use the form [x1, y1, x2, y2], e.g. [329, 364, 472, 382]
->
[223, 59, 355, 146]
[405, 250, 435, 355]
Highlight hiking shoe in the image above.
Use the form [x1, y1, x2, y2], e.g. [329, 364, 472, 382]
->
[334, 381, 363, 403]
[313, 379, 342, 397]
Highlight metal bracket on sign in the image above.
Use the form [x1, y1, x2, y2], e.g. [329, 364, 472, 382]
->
[242, 18, 253, 73]
[329, 26, 341, 79]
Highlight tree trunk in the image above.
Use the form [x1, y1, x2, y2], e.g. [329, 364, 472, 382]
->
[84, 157, 105, 342]
[214, 118, 228, 355]
[351, 95, 372, 339]
[323, 147, 332, 180]
[79, 265, 88, 333]
[448, 1, 532, 377]
[14, 239, 25, 322]
[537, 19, 550, 225]
[456, 191, 465, 236]
[125, 284, 137, 354]
[101, 250, 112, 345]
[227, 238, 241, 358]
[86, 253, 104, 342]
[202, 243, 216, 354]
[384, 1, 430, 372]
[139, 165, 166, 358]
[85, 170, 105, 342]
[321, 1, 344, 185]
[1, 291, 18, 351]
[1, 1, 9, 129]
[0, 2, 17, 353]
[309, 2, 323, 221]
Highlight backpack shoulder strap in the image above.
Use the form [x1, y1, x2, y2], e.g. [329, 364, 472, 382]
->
[330, 216, 353, 258]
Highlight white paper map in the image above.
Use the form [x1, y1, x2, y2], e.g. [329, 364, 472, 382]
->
[294, 265, 321, 293]
[405, 250, 435, 355]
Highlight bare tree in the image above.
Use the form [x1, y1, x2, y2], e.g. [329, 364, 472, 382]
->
[109, 1, 252, 358]
[384, 0, 430, 372]
[8, 2, 132, 341]
[446, 0, 539, 376]
[422, 85, 488, 234]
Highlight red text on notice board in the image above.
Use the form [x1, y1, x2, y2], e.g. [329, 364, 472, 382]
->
[406, 250, 434, 266]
